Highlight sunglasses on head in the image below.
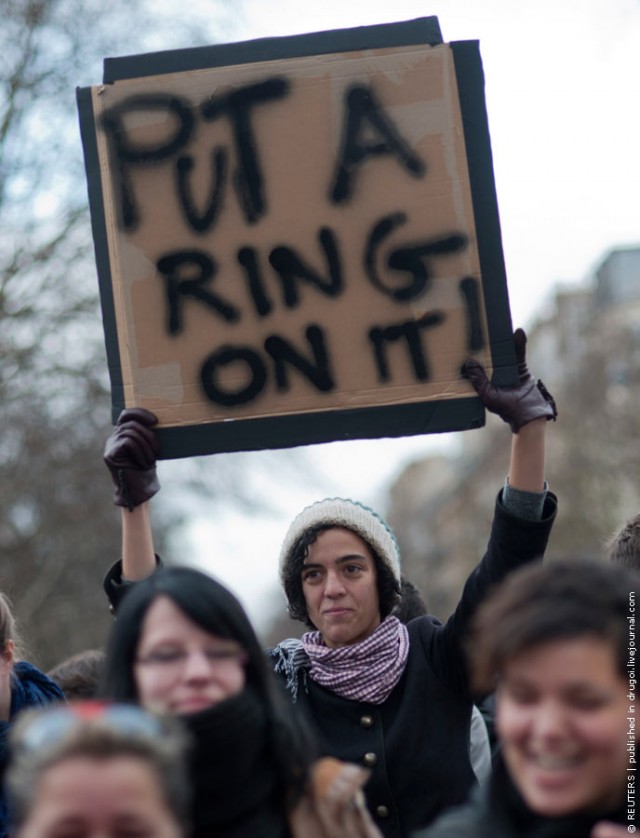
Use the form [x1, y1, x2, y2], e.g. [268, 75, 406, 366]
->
[13, 701, 166, 754]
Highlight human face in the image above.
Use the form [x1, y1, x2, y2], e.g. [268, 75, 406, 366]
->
[301, 527, 381, 647]
[134, 596, 246, 715]
[19, 755, 183, 838]
[497, 637, 629, 817]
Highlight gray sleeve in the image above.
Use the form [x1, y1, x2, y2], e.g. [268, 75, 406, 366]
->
[502, 479, 548, 522]
[469, 705, 492, 787]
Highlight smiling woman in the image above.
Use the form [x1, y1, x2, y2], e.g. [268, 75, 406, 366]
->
[497, 638, 628, 818]
[416, 559, 635, 838]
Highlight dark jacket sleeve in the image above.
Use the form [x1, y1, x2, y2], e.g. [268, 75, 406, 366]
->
[103, 556, 162, 614]
[411, 795, 486, 838]
[421, 489, 557, 695]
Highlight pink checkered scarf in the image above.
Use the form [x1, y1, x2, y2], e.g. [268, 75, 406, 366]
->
[301, 615, 410, 704]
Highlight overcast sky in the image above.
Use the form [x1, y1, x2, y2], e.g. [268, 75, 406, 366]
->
[158, 0, 640, 629]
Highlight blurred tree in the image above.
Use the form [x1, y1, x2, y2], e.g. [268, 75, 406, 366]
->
[0, 0, 313, 668]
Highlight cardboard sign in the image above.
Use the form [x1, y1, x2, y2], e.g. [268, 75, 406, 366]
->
[77, 17, 516, 457]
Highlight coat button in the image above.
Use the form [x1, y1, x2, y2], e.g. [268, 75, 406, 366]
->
[363, 752, 378, 767]
[360, 715, 374, 728]
[376, 805, 390, 818]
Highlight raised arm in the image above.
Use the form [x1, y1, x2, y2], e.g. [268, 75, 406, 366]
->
[508, 417, 546, 493]
[103, 408, 160, 582]
[432, 329, 558, 692]
[119, 502, 156, 581]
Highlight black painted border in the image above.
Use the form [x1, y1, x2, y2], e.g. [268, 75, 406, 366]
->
[155, 396, 484, 457]
[76, 86, 126, 417]
[103, 17, 443, 82]
[451, 40, 516, 385]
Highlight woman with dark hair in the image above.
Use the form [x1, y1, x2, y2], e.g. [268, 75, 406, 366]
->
[100, 565, 381, 838]
[102, 329, 558, 835]
[417, 559, 634, 838]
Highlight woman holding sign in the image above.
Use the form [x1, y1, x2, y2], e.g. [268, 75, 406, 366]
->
[102, 328, 558, 837]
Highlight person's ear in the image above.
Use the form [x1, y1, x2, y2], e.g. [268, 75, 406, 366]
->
[0, 640, 15, 671]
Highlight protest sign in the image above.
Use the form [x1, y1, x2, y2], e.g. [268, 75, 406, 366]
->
[77, 16, 516, 457]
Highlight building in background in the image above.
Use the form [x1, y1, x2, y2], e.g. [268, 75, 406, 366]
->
[384, 244, 640, 619]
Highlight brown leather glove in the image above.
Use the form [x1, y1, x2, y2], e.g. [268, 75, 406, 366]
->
[104, 408, 161, 510]
[461, 328, 558, 432]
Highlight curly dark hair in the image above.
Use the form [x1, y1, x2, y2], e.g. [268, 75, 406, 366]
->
[282, 523, 401, 628]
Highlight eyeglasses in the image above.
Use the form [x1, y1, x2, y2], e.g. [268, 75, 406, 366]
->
[13, 701, 166, 754]
[135, 647, 248, 670]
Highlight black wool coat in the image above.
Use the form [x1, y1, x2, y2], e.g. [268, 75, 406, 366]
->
[415, 756, 627, 838]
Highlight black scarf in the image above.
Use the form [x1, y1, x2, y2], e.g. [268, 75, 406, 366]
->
[488, 756, 627, 838]
[182, 687, 289, 838]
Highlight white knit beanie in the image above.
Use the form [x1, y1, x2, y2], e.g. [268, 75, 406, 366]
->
[278, 498, 401, 587]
